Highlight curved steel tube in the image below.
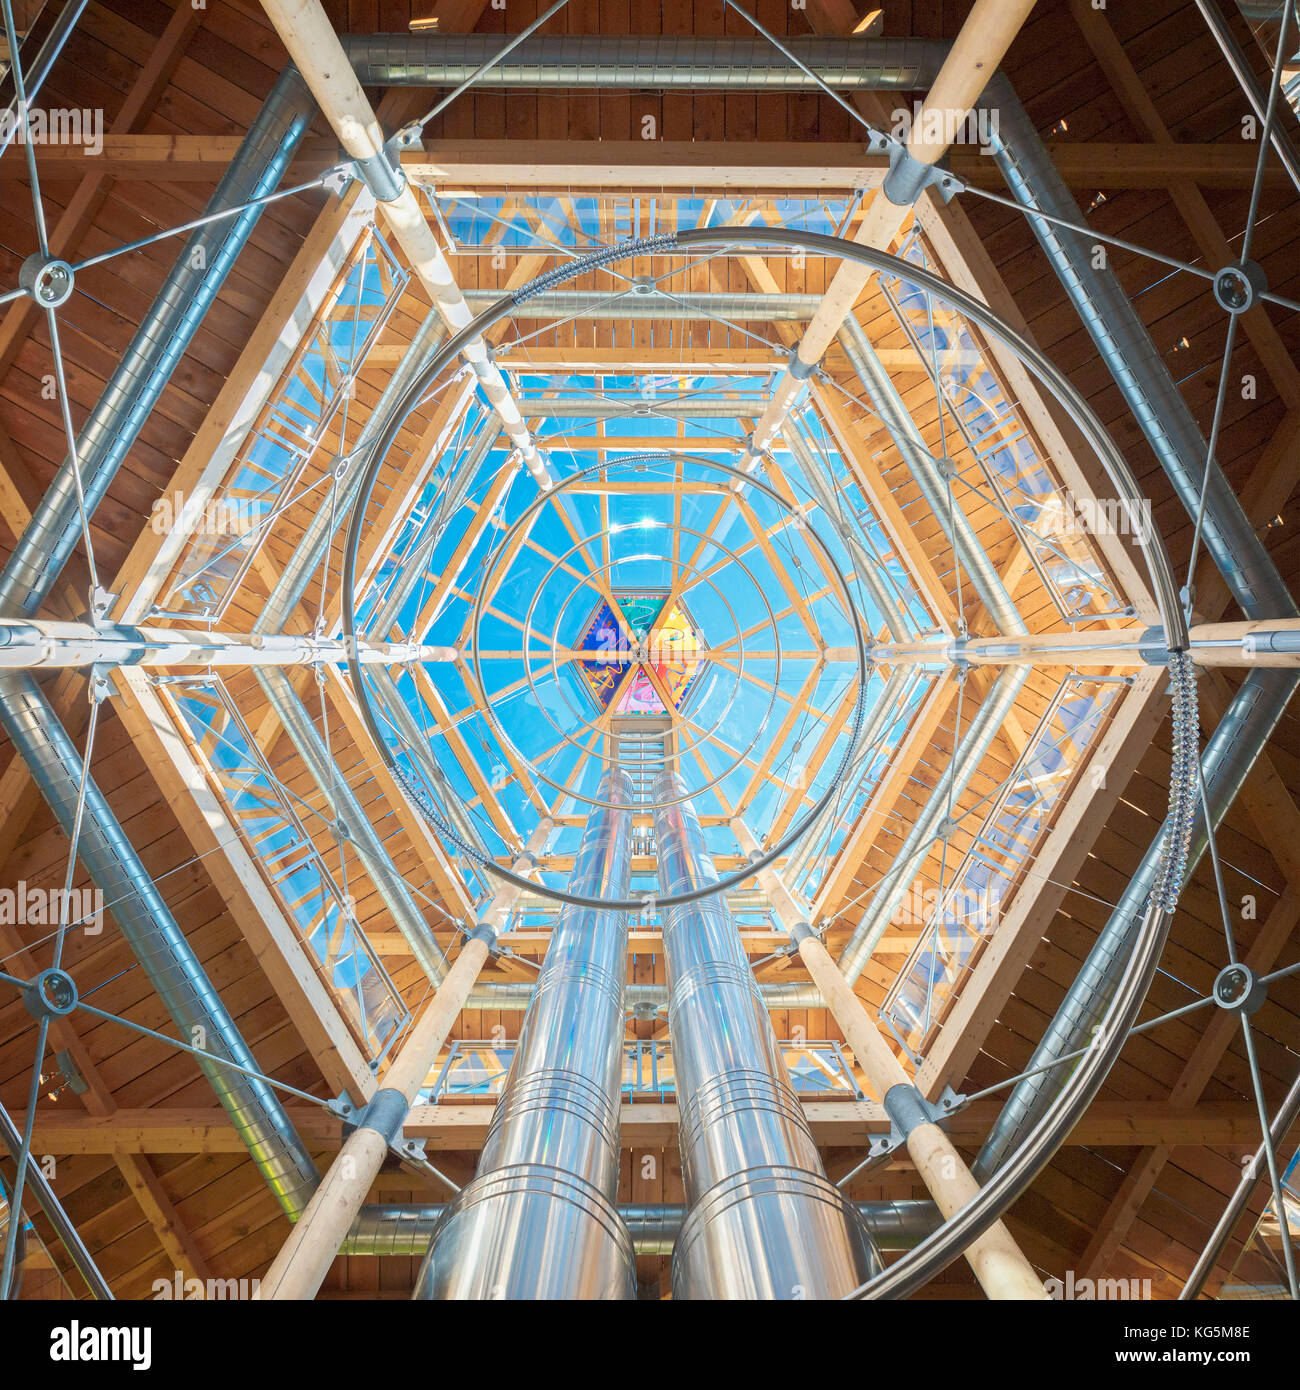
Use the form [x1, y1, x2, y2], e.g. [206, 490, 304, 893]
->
[975, 665, 1300, 1180]
[414, 768, 636, 1299]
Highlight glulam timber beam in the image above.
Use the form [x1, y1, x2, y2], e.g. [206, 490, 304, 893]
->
[20, 1100, 1294, 1156]
[4, 138, 1289, 190]
[111, 668, 378, 1101]
[916, 668, 1168, 1095]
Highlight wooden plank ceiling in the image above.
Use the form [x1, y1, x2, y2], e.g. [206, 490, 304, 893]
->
[0, 0, 1296, 1300]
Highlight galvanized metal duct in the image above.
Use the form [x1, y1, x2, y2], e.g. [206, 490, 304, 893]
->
[653, 769, 881, 1298]
[0, 670, 320, 1218]
[354, 1196, 937, 1262]
[624, 1198, 940, 1257]
[12, 33, 1285, 642]
[415, 768, 637, 1298]
[0, 67, 316, 619]
[974, 666, 1300, 1179]
[345, 1198, 940, 1256]
[837, 667, 1029, 984]
[465, 977, 825, 1010]
[977, 68, 1297, 621]
[518, 397, 772, 417]
[255, 667, 447, 983]
[345, 34, 928, 90]
[464, 289, 824, 318]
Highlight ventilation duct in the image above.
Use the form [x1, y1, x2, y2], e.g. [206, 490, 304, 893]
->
[0, 671, 321, 1219]
[975, 666, 1300, 1179]
[414, 768, 637, 1298]
[7, 31, 1287, 638]
[346, 1198, 940, 1256]
[3, 26, 1292, 1287]
[653, 769, 881, 1298]
[329, 32, 1290, 623]
[0, 68, 316, 618]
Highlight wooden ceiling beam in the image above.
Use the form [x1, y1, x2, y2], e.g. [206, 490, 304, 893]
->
[13, 138, 1291, 191]
[1068, 0, 1300, 409]
[112, 667, 378, 1100]
[21, 1098, 1294, 1155]
[916, 668, 1169, 1095]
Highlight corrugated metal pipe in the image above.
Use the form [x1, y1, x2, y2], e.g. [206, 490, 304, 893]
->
[464, 288, 824, 318]
[977, 66, 1297, 621]
[974, 665, 1300, 1179]
[0, 670, 321, 1219]
[0, 67, 316, 619]
[653, 769, 881, 1298]
[345, 1198, 940, 1256]
[10, 32, 1289, 642]
[345, 35, 929, 89]
[328, 33, 1291, 623]
[414, 768, 637, 1298]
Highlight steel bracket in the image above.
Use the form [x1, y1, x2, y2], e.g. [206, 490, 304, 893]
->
[879, 138, 964, 208]
[882, 1082, 964, 1150]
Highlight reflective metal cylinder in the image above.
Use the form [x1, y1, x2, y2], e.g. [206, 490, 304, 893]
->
[414, 769, 636, 1298]
[653, 771, 882, 1298]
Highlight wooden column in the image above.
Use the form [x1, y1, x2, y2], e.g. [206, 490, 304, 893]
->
[746, 0, 1039, 460]
[255, 823, 551, 1300]
[257, 0, 547, 481]
[734, 819, 1046, 1299]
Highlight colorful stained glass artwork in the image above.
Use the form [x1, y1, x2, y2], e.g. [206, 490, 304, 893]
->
[574, 594, 704, 715]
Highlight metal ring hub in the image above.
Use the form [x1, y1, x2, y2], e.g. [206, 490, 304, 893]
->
[22, 967, 78, 1021]
[18, 254, 75, 308]
[1212, 961, 1267, 1015]
[1212, 259, 1267, 314]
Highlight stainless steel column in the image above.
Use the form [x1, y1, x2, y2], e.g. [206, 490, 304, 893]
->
[653, 770, 882, 1298]
[414, 768, 637, 1299]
